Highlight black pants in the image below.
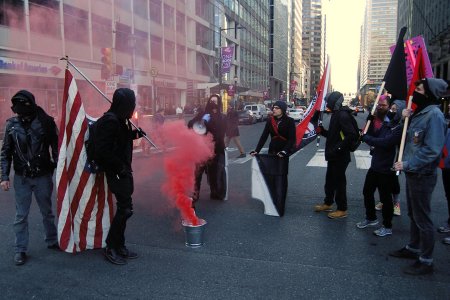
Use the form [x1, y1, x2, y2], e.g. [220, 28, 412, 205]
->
[363, 169, 395, 228]
[442, 168, 450, 225]
[193, 153, 226, 202]
[324, 159, 350, 211]
[105, 174, 134, 249]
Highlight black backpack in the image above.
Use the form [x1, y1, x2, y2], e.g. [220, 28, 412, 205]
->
[348, 112, 362, 152]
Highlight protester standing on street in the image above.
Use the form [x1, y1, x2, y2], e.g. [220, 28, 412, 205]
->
[0, 90, 59, 266]
[188, 94, 227, 203]
[93, 88, 145, 265]
[391, 78, 448, 275]
[225, 104, 246, 158]
[356, 96, 403, 236]
[438, 117, 450, 245]
[314, 91, 359, 219]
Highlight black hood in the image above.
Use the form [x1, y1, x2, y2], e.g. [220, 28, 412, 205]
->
[11, 90, 37, 116]
[109, 88, 136, 119]
[325, 91, 344, 111]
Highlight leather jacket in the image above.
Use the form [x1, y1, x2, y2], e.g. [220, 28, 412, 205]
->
[1, 116, 58, 180]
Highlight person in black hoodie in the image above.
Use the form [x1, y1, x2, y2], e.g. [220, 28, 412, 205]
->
[1, 90, 59, 265]
[188, 94, 227, 204]
[94, 88, 145, 265]
[314, 91, 358, 219]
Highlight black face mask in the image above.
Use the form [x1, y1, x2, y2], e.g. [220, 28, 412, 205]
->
[386, 111, 396, 120]
[11, 103, 36, 117]
[412, 91, 429, 108]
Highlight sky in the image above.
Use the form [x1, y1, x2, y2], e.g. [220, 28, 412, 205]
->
[323, 0, 366, 94]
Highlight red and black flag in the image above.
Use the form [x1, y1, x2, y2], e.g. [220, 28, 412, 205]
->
[384, 27, 407, 101]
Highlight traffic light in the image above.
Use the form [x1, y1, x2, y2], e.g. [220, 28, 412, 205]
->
[100, 47, 112, 80]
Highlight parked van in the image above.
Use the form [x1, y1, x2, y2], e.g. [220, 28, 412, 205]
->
[243, 104, 268, 122]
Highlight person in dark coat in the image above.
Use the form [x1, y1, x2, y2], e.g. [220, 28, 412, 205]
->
[225, 104, 245, 158]
[94, 88, 144, 265]
[188, 94, 227, 203]
[314, 91, 359, 219]
[250, 100, 296, 216]
[0, 90, 59, 265]
[356, 95, 403, 236]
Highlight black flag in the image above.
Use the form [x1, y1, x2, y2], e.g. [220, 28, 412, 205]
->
[383, 26, 407, 100]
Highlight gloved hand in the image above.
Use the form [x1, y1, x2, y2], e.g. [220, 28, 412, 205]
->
[202, 114, 211, 122]
[116, 168, 131, 179]
[366, 114, 375, 122]
[317, 124, 325, 134]
[137, 127, 147, 138]
[249, 150, 258, 156]
[277, 150, 287, 158]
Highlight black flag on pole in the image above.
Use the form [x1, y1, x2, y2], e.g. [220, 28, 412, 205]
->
[251, 154, 289, 217]
[383, 26, 407, 101]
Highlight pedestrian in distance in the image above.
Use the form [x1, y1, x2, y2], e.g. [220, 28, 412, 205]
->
[356, 95, 404, 236]
[249, 100, 296, 216]
[314, 91, 359, 219]
[225, 103, 246, 158]
[0, 90, 59, 266]
[391, 78, 448, 275]
[92, 88, 146, 265]
[188, 94, 227, 204]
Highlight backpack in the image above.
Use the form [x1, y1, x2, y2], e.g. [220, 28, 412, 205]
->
[339, 111, 362, 152]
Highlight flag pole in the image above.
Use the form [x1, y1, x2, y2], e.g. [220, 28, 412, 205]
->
[60, 56, 158, 149]
[363, 81, 385, 134]
[395, 95, 413, 175]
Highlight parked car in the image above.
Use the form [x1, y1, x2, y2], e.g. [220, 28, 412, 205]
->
[243, 104, 268, 122]
[287, 108, 304, 122]
[238, 109, 256, 125]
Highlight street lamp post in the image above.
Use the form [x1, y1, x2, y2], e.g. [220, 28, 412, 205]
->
[234, 75, 238, 110]
[218, 26, 245, 85]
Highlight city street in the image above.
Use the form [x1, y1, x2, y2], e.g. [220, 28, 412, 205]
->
[0, 112, 449, 299]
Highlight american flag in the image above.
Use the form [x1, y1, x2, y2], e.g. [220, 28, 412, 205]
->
[56, 69, 113, 253]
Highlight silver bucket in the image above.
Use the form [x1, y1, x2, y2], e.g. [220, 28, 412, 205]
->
[182, 219, 207, 248]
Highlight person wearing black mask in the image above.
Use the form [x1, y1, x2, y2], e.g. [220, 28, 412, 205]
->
[93, 88, 145, 265]
[391, 78, 448, 275]
[188, 94, 227, 204]
[313, 91, 359, 219]
[1, 90, 59, 265]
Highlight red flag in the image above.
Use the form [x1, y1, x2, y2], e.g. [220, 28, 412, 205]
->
[294, 61, 330, 149]
[406, 47, 426, 110]
[56, 69, 113, 253]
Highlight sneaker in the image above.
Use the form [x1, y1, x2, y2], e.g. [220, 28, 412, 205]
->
[389, 247, 419, 259]
[14, 252, 27, 266]
[236, 153, 246, 158]
[393, 203, 401, 216]
[403, 260, 433, 275]
[356, 219, 379, 229]
[373, 226, 392, 237]
[314, 204, 333, 212]
[328, 210, 347, 219]
[443, 237, 450, 245]
[437, 224, 450, 233]
[375, 202, 383, 211]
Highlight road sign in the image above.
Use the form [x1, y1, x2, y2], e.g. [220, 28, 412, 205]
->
[105, 80, 117, 96]
[150, 67, 158, 77]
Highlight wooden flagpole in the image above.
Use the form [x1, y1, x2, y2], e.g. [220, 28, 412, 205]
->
[363, 81, 386, 134]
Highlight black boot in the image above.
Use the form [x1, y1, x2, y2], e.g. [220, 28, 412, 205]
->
[104, 247, 127, 265]
[117, 246, 138, 259]
[14, 252, 27, 266]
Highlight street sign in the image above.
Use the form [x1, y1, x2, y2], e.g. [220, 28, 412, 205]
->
[150, 67, 158, 77]
[105, 80, 117, 96]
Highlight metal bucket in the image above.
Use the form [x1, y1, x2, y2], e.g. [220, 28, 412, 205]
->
[182, 219, 207, 248]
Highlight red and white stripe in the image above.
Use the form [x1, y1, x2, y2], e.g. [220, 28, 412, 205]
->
[56, 69, 113, 253]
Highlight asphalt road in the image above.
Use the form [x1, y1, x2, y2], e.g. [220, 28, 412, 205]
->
[0, 112, 449, 299]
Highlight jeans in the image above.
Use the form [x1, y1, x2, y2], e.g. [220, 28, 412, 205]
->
[13, 173, 57, 253]
[324, 160, 350, 211]
[363, 169, 395, 228]
[405, 172, 437, 263]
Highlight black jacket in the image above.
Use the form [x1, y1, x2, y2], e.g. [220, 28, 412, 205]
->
[320, 107, 358, 162]
[255, 114, 296, 155]
[188, 110, 226, 154]
[1, 113, 58, 180]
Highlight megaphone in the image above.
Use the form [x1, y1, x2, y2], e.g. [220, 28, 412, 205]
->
[192, 120, 207, 135]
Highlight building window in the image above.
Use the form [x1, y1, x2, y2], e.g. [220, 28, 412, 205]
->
[135, 29, 148, 58]
[176, 11, 184, 33]
[165, 40, 175, 64]
[92, 13, 112, 47]
[177, 44, 186, 68]
[63, 4, 88, 43]
[164, 4, 174, 29]
[150, 0, 162, 24]
[151, 35, 162, 61]
[116, 23, 131, 52]
[0, 0, 25, 29]
[134, 0, 148, 19]
[29, 1, 59, 37]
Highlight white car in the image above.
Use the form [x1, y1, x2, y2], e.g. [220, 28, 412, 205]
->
[288, 108, 304, 121]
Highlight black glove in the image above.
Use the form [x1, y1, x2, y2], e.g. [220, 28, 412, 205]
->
[249, 150, 258, 156]
[366, 114, 375, 122]
[117, 168, 131, 179]
[138, 127, 147, 138]
[277, 150, 287, 158]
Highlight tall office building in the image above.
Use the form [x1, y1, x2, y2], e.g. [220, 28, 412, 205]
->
[359, 0, 398, 96]
[397, 0, 450, 83]
[289, 0, 304, 101]
[269, 0, 291, 101]
[302, 0, 324, 100]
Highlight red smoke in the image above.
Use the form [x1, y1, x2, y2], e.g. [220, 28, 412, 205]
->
[159, 120, 214, 225]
